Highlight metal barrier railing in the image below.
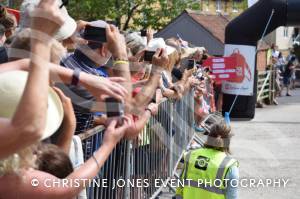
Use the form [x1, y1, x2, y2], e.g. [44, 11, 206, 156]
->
[257, 70, 272, 102]
[79, 91, 195, 199]
[79, 126, 129, 199]
[130, 99, 173, 199]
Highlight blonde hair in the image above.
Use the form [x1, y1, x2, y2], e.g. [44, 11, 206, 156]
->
[0, 145, 37, 177]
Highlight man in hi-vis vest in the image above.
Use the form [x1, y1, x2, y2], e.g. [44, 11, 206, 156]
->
[176, 121, 239, 199]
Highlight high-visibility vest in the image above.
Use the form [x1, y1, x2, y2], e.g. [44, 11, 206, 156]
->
[176, 148, 238, 199]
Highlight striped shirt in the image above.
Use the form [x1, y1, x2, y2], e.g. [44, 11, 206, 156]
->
[58, 49, 108, 134]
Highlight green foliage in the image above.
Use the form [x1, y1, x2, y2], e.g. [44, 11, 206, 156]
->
[67, 0, 201, 31]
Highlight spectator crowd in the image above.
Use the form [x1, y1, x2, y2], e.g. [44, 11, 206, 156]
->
[267, 43, 299, 105]
[0, 0, 220, 198]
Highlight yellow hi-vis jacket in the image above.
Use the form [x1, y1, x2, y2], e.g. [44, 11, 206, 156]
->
[176, 148, 238, 199]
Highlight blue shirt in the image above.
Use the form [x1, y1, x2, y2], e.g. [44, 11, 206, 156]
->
[225, 165, 239, 199]
[62, 49, 100, 75]
[96, 67, 108, 78]
[58, 49, 105, 133]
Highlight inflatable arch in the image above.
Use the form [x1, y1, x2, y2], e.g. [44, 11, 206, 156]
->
[222, 0, 300, 119]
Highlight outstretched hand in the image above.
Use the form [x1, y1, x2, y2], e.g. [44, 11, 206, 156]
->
[83, 75, 128, 103]
[103, 116, 131, 146]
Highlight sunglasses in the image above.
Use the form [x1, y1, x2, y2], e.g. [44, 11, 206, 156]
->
[59, 0, 69, 9]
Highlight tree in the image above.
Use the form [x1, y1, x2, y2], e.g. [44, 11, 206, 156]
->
[67, 0, 200, 31]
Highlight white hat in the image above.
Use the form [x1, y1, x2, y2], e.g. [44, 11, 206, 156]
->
[148, 38, 176, 55]
[19, 0, 77, 41]
[0, 71, 64, 140]
[125, 32, 147, 55]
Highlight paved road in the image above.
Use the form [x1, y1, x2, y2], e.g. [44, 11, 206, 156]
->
[231, 88, 300, 199]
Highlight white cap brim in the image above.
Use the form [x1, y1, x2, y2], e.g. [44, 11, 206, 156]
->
[54, 15, 77, 41]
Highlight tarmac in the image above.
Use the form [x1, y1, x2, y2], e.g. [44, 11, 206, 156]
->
[232, 88, 300, 199]
[159, 88, 300, 199]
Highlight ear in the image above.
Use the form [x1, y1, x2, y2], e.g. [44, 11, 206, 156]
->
[98, 46, 106, 57]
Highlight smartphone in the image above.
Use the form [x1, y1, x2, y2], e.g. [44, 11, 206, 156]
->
[144, 51, 156, 62]
[187, 59, 195, 70]
[105, 97, 124, 118]
[107, 21, 117, 26]
[197, 76, 205, 81]
[196, 60, 203, 65]
[204, 67, 210, 73]
[83, 25, 107, 43]
[141, 30, 147, 37]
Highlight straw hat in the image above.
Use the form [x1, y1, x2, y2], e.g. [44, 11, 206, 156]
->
[19, 0, 77, 41]
[0, 71, 64, 140]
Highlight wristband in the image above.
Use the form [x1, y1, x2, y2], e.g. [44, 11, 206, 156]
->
[92, 152, 100, 170]
[145, 108, 153, 115]
[71, 68, 81, 86]
[113, 60, 129, 66]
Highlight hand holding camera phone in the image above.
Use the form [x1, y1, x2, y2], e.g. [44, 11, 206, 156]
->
[83, 25, 107, 43]
[141, 29, 147, 37]
[105, 97, 124, 118]
[144, 51, 156, 62]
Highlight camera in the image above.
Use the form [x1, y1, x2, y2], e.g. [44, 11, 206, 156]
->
[196, 60, 203, 65]
[194, 156, 210, 171]
[141, 30, 147, 37]
[105, 97, 124, 118]
[144, 51, 156, 62]
[107, 21, 117, 26]
[199, 76, 205, 81]
[83, 25, 107, 43]
[187, 59, 196, 70]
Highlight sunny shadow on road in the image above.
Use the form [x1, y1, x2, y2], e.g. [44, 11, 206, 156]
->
[231, 89, 300, 199]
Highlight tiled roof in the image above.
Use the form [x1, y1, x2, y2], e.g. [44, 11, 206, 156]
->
[186, 9, 231, 44]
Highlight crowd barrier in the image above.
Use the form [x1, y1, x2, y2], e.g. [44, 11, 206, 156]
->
[79, 126, 129, 199]
[257, 70, 276, 103]
[79, 91, 195, 199]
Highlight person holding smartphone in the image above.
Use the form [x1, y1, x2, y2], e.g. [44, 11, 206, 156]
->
[57, 20, 129, 134]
